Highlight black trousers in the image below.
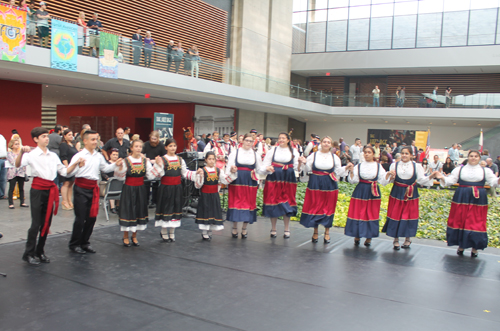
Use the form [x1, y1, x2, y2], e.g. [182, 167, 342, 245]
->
[144, 180, 159, 204]
[8, 176, 25, 205]
[23, 188, 51, 258]
[174, 60, 182, 73]
[167, 54, 173, 71]
[69, 185, 97, 249]
[132, 42, 141, 65]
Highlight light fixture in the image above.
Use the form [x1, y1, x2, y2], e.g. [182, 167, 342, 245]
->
[429, 122, 432, 124]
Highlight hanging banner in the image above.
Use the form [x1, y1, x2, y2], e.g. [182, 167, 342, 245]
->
[0, 4, 27, 63]
[367, 129, 416, 146]
[414, 131, 428, 150]
[51, 19, 77, 71]
[154, 113, 174, 145]
[98, 32, 119, 78]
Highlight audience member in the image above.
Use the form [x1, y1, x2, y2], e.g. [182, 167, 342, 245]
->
[372, 85, 380, 107]
[7, 138, 28, 209]
[142, 131, 166, 208]
[442, 157, 455, 175]
[166, 40, 175, 72]
[27, 0, 37, 46]
[76, 11, 87, 54]
[87, 13, 103, 57]
[481, 150, 489, 161]
[102, 128, 130, 160]
[196, 135, 206, 152]
[189, 45, 200, 78]
[494, 155, 500, 170]
[0, 133, 9, 199]
[447, 143, 459, 165]
[101, 148, 120, 213]
[36, 1, 50, 48]
[47, 125, 62, 156]
[373, 141, 380, 160]
[132, 28, 143, 65]
[143, 31, 155, 68]
[432, 86, 438, 108]
[380, 155, 390, 171]
[410, 140, 418, 160]
[123, 127, 131, 141]
[350, 138, 362, 165]
[173, 41, 184, 74]
[486, 158, 499, 176]
[445, 86, 452, 108]
[59, 129, 78, 210]
[395, 86, 401, 107]
[428, 155, 442, 174]
[339, 137, 346, 153]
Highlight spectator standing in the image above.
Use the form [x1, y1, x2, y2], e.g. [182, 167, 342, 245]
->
[339, 137, 346, 153]
[372, 85, 380, 107]
[481, 150, 489, 161]
[7, 138, 28, 209]
[189, 45, 200, 78]
[373, 141, 381, 160]
[410, 140, 418, 161]
[142, 131, 166, 208]
[445, 86, 452, 108]
[196, 135, 206, 152]
[123, 127, 131, 141]
[87, 13, 103, 57]
[26, 1, 37, 46]
[59, 129, 78, 210]
[350, 138, 362, 165]
[448, 143, 459, 165]
[166, 40, 175, 72]
[184, 44, 192, 75]
[494, 155, 500, 170]
[36, 1, 50, 48]
[432, 86, 438, 108]
[143, 31, 155, 68]
[76, 11, 86, 55]
[399, 87, 406, 107]
[173, 42, 184, 74]
[395, 86, 401, 107]
[47, 125, 62, 156]
[75, 124, 90, 151]
[102, 128, 130, 160]
[131, 28, 143, 65]
[486, 158, 498, 176]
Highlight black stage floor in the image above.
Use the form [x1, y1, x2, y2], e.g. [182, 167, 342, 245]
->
[1, 219, 500, 331]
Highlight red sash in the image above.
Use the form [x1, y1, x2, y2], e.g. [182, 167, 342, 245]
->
[272, 162, 291, 171]
[161, 176, 181, 185]
[312, 170, 337, 182]
[360, 179, 380, 197]
[237, 167, 258, 181]
[75, 178, 99, 218]
[201, 185, 219, 193]
[394, 181, 415, 201]
[459, 185, 483, 199]
[32, 177, 59, 236]
[125, 177, 144, 186]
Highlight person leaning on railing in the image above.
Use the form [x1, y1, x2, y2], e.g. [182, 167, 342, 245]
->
[189, 45, 200, 78]
[166, 40, 174, 72]
[25, 1, 37, 46]
[36, 1, 50, 48]
[143, 31, 155, 68]
[87, 13, 103, 57]
[173, 41, 184, 74]
[76, 11, 87, 55]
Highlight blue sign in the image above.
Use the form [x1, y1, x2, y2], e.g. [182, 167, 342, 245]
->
[51, 19, 78, 71]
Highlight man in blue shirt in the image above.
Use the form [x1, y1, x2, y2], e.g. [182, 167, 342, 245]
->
[197, 136, 206, 153]
[87, 13, 103, 57]
[448, 143, 459, 165]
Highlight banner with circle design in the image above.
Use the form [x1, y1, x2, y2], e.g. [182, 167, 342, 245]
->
[50, 19, 77, 71]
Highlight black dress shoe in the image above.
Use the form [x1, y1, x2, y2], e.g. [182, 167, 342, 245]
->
[21, 204, 29, 208]
[37, 254, 50, 263]
[82, 246, 96, 253]
[393, 245, 400, 251]
[324, 236, 331, 244]
[123, 238, 131, 247]
[241, 232, 248, 239]
[471, 251, 478, 258]
[110, 208, 116, 214]
[401, 241, 412, 249]
[23, 255, 40, 265]
[131, 238, 140, 246]
[270, 231, 277, 238]
[354, 239, 360, 246]
[231, 232, 238, 238]
[364, 240, 372, 247]
[457, 249, 464, 256]
[70, 247, 87, 254]
[311, 236, 318, 243]
[201, 234, 211, 241]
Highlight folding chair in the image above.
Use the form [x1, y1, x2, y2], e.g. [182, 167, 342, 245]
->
[103, 178, 124, 221]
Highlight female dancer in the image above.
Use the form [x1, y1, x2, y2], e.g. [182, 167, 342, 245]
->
[115, 140, 162, 247]
[260, 132, 300, 239]
[191, 151, 235, 240]
[226, 133, 263, 238]
[435, 150, 500, 257]
[345, 146, 391, 246]
[300, 136, 352, 243]
[383, 146, 438, 250]
[155, 138, 196, 242]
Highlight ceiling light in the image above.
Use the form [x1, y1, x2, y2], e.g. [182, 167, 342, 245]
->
[478, 124, 481, 126]
[453, 123, 456, 125]
[429, 122, 432, 124]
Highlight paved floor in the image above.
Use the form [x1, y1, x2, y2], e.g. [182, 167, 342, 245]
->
[1, 189, 500, 330]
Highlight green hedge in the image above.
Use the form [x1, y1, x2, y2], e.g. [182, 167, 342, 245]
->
[229, 181, 500, 248]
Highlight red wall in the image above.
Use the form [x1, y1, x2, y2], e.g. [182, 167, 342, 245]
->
[0, 79, 42, 145]
[57, 103, 195, 152]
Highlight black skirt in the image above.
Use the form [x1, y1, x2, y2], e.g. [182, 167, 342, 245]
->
[119, 184, 149, 228]
[195, 192, 223, 225]
[155, 184, 183, 221]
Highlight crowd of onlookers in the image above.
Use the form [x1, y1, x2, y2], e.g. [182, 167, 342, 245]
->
[370, 85, 453, 108]
[4, 0, 203, 78]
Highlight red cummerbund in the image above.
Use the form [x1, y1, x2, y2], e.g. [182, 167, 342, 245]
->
[237, 167, 253, 171]
[125, 177, 144, 186]
[201, 185, 219, 194]
[75, 177, 98, 189]
[161, 176, 181, 185]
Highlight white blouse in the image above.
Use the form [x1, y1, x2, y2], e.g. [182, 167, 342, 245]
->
[260, 146, 299, 174]
[349, 161, 389, 186]
[114, 156, 162, 180]
[225, 147, 263, 177]
[441, 164, 499, 187]
[157, 155, 192, 178]
[190, 166, 236, 189]
[304, 151, 348, 177]
[388, 161, 434, 187]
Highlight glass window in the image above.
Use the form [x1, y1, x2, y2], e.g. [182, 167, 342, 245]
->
[350, 0, 371, 5]
[326, 20, 348, 51]
[392, 15, 417, 48]
[328, 7, 348, 20]
[308, 0, 328, 10]
[443, 0, 470, 12]
[371, 3, 394, 18]
[369, 16, 393, 49]
[328, 0, 349, 8]
[394, 1, 418, 16]
[416, 13, 442, 48]
[468, 9, 498, 45]
[306, 21, 327, 52]
[349, 5, 371, 19]
[418, 0, 444, 14]
[293, 11, 307, 24]
[441, 11, 468, 46]
[292, 22, 307, 53]
[347, 19, 370, 50]
[293, 0, 308, 12]
[308, 9, 328, 22]
[470, 0, 500, 10]
[371, 0, 394, 4]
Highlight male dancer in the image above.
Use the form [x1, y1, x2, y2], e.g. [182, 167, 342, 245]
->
[68, 130, 123, 254]
[229, 131, 238, 148]
[304, 133, 320, 156]
[16, 127, 83, 265]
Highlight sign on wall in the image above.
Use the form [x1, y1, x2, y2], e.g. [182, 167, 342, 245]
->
[51, 19, 78, 71]
[98, 32, 119, 78]
[367, 129, 416, 146]
[0, 4, 26, 63]
[414, 131, 429, 150]
[154, 113, 174, 145]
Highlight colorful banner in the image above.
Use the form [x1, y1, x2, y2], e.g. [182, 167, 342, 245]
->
[0, 4, 27, 63]
[98, 32, 119, 79]
[414, 131, 428, 151]
[367, 129, 416, 146]
[51, 19, 77, 71]
[154, 113, 174, 145]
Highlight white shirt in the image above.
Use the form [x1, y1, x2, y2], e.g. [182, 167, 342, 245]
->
[123, 134, 130, 141]
[304, 151, 348, 178]
[303, 140, 319, 157]
[70, 148, 116, 181]
[441, 164, 499, 187]
[158, 155, 191, 178]
[21, 146, 69, 180]
[0, 134, 7, 158]
[114, 156, 162, 180]
[350, 144, 361, 160]
[388, 161, 434, 187]
[349, 161, 389, 185]
[225, 147, 263, 177]
[260, 146, 299, 175]
[428, 160, 442, 173]
[191, 166, 236, 189]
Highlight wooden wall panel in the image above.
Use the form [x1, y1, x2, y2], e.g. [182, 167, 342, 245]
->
[308, 76, 345, 106]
